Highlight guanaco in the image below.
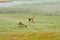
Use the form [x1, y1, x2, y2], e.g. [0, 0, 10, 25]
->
[28, 16, 35, 22]
[18, 21, 27, 27]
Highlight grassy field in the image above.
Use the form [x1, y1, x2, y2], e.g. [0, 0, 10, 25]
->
[0, 13, 60, 32]
[0, 32, 60, 40]
[0, 13, 60, 40]
[0, 0, 60, 40]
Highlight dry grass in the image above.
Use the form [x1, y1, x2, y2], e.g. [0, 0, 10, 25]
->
[0, 32, 60, 40]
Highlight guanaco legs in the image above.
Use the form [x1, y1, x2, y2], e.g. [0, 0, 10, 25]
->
[28, 16, 35, 22]
[18, 21, 27, 28]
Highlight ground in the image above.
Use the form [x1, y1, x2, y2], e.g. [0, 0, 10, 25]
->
[0, 32, 60, 40]
[0, 13, 60, 40]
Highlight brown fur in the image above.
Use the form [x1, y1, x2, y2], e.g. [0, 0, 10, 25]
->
[28, 16, 35, 22]
[18, 21, 27, 27]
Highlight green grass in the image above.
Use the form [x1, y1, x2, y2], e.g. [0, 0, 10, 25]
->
[0, 13, 60, 32]
[0, 12, 60, 40]
[0, 1, 60, 40]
